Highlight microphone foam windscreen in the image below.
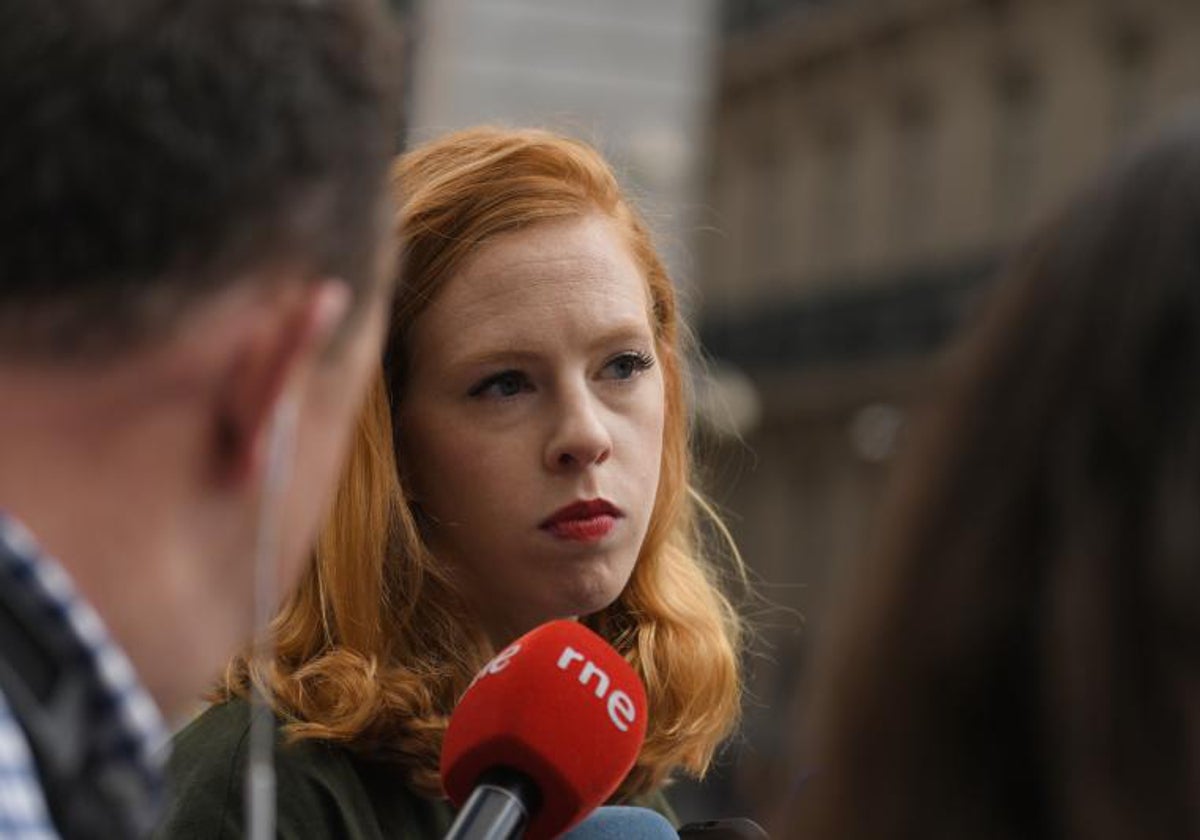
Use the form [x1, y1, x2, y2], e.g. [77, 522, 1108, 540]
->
[440, 620, 649, 839]
[562, 806, 677, 839]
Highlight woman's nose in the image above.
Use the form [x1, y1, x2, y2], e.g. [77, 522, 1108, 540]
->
[545, 391, 612, 470]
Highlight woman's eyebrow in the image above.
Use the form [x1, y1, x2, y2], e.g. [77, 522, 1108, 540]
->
[585, 321, 656, 352]
[442, 347, 536, 370]
[443, 318, 654, 372]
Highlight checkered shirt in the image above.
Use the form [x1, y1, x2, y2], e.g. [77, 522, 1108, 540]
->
[0, 514, 169, 838]
[0, 688, 57, 839]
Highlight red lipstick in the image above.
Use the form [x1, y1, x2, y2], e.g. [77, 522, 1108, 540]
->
[540, 499, 622, 543]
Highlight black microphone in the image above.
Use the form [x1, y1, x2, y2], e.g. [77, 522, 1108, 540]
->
[679, 817, 771, 839]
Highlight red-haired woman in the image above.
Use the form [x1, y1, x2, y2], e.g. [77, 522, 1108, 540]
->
[158, 127, 746, 838]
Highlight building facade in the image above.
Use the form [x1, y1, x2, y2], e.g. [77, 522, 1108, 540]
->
[406, 0, 719, 276]
[697, 0, 1200, 819]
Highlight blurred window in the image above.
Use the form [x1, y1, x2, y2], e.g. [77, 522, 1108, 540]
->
[1108, 21, 1155, 144]
[890, 91, 936, 265]
[815, 116, 857, 276]
[993, 60, 1040, 235]
[722, 0, 844, 34]
[749, 145, 788, 289]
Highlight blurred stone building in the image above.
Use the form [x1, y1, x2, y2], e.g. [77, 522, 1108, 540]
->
[696, 0, 1200, 819]
[403, 0, 719, 277]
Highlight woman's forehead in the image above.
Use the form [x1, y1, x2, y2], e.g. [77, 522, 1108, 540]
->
[413, 215, 654, 351]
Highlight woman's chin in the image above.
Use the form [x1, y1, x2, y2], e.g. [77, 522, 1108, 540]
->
[485, 571, 631, 644]
[515, 593, 621, 636]
[554, 586, 625, 623]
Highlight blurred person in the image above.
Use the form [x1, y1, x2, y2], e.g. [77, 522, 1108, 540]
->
[787, 112, 1200, 839]
[0, 0, 399, 837]
[157, 127, 746, 837]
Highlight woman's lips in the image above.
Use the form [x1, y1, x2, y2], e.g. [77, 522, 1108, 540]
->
[540, 499, 622, 543]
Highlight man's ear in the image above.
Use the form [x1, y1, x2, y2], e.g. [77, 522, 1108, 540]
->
[214, 279, 351, 487]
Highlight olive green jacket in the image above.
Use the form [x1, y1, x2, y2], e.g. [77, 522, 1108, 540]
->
[154, 698, 675, 839]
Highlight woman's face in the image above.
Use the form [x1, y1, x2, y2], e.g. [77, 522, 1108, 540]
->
[397, 213, 666, 646]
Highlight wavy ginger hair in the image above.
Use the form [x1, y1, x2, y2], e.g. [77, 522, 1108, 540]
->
[223, 126, 744, 799]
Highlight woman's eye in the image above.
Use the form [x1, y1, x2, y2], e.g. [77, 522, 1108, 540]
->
[468, 370, 530, 399]
[602, 351, 656, 381]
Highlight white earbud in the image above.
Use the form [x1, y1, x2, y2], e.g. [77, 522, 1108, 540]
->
[245, 395, 299, 840]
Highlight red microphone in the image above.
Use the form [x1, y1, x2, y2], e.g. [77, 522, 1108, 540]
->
[441, 620, 648, 840]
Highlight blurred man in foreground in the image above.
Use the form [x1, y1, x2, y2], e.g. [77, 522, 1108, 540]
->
[0, 0, 400, 835]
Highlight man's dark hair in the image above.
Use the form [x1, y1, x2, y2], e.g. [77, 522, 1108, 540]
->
[0, 0, 401, 359]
